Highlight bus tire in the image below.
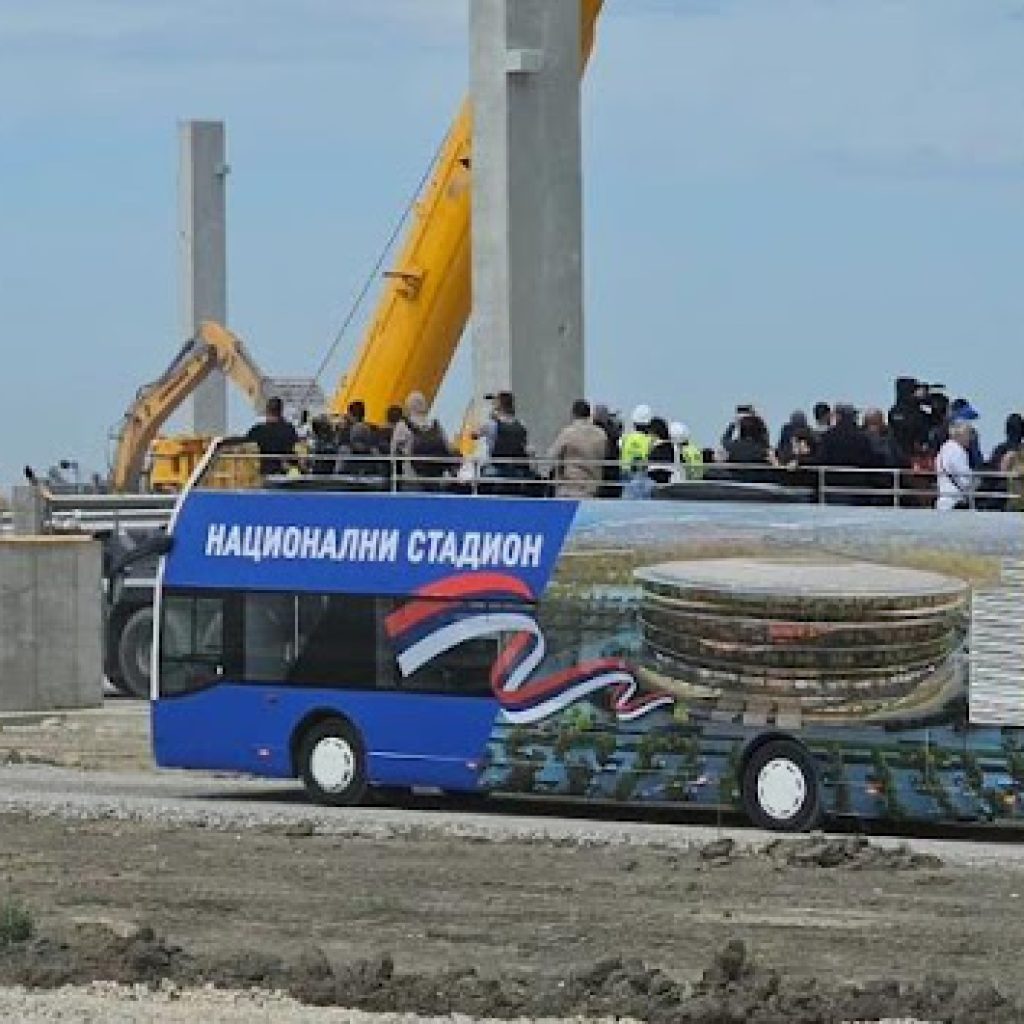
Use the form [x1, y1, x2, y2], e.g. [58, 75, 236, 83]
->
[297, 719, 368, 807]
[741, 739, 821, 832]
[116, 606, 154, 700]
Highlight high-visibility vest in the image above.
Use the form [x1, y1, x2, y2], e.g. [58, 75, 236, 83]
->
[620, 431, 652, 466]
[681, 441, 704, 480]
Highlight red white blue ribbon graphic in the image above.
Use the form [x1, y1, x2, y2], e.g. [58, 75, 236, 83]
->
[384, 572, 674, 725]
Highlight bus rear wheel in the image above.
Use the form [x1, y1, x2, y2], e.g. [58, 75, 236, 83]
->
[741, 739, 821, 832]
[297, 719, 368, 807]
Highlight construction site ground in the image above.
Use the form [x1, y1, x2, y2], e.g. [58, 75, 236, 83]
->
[2, 703, 1024, 1022]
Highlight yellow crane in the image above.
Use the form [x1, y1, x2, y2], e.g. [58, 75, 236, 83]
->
[329, 0, 604, 422]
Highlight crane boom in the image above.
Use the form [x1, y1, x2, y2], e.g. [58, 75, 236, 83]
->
[330, 0, 604, 423]
[111, 320, 267, 492]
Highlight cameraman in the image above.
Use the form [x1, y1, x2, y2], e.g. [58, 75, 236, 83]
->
[888, 378, 946, 462]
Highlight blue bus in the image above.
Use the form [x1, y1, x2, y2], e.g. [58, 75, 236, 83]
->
[152, 454, 1024, 832]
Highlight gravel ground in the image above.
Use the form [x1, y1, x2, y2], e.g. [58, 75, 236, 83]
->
[0, 987, 942, 1024]
[1, 762, 1023, 868]
[0, 983, 644, 1023]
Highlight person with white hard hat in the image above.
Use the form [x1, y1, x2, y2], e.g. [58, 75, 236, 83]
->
[620, 404, 654, 468]
[669, 422, 704, 482]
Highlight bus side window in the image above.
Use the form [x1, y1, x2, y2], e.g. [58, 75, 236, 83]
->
[389, 599, 512, 697]
[289, 594, 380, 689]
[243, 593, 295, 682]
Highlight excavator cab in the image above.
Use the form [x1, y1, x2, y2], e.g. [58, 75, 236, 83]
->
[148, 436, 213, 491]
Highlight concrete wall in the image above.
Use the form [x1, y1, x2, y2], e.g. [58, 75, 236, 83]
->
[0, 538, 104, 712]
[470, 0, 584, 454]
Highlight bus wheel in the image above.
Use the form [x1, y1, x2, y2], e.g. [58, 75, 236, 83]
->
[116, 607, 154, 700]
[741, 739, 821, 832]
[297, 720, 368, 807]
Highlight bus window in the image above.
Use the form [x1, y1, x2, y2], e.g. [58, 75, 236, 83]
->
[399, 636, 497, 696]
[388, 599, 519, 697]
[291, 594, 379, 688]
[243, 593, 295, 681]
[238, 592, 382, 689]
[159, 594, 225, 696]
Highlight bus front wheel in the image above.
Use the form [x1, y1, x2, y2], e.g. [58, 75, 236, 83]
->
[115, 606, 154, 699]
[741, 739, 821, 832]
[297, 719, 368, 807]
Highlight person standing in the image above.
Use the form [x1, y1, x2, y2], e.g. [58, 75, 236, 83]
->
[391, 391, 454, 486]
[935, 422, 975, 511]
[812, 402, 832, 438]
[989, 413, 1024, 471]
[723, 414, 771, 475]
[646, 417, 675, 485]
[246, 397, 299, 476]
[777, 410, 809, 463]
[476, 391, 531, 492]
[307, 416, 339, 476]
[546, 400, 608, 498]
[670, 422, 704, 481]
[620, 405, 654, 469]
[593, 404, 623, 498]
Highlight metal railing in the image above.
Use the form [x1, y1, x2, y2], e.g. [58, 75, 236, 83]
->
[195, 446, 1024, 512]
[6, 449, 1017, 539]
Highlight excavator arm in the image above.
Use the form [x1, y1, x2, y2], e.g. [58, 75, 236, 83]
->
[111, 320, 267, 492]
[330, 0, 604, 423]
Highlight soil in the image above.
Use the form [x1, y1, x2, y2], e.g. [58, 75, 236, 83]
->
[3, 814, 1024, 1021]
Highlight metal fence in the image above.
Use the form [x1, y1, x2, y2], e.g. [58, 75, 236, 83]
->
[196, 447, 1024, 512]
[5, 449, 1019, 538]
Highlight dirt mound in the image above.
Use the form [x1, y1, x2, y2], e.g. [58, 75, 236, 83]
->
[0, 923, 1017, 1022]
[698, 834, 944, 870]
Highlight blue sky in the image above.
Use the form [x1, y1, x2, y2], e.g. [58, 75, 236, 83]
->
[1, 0, 1022, 488]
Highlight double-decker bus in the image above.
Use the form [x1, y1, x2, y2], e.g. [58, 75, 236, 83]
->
[151, 448, 1024, 831]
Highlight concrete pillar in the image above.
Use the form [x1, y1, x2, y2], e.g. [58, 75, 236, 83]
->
[470, 0, 585, 454]
[10, 486, 45, 535]
[0, 538, 103, 712]
[179, 120, 229, 435]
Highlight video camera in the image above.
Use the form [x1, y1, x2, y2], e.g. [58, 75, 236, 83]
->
[889, 377, 948, 452]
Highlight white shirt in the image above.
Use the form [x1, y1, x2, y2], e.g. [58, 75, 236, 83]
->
[936, 439, 972, 511]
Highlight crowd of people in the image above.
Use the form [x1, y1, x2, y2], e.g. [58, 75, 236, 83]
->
[704, 378, 1023, 510]
[243, 376, 1024, 511]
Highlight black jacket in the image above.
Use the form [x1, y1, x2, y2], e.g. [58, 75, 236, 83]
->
[818, 424, 878, 468]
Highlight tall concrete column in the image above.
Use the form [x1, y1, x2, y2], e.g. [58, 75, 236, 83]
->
[179, 120, 228, 434]
[470, 0, 584, 453]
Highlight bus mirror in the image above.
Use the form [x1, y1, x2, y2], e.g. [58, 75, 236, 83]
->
[107, 533, 174, 581]
[150, 535, 174, 557]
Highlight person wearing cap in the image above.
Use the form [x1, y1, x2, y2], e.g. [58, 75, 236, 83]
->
[620, 405, 654, 469]
[949, 398, 983, 470]
[546, 399, 608, 498]
[670, 422, 704, 481]
[474, 390, 531, 492]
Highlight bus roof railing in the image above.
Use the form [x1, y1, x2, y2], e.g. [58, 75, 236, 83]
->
[186, 441, 1024, 511]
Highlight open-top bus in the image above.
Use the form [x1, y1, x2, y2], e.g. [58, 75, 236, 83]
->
[151, 447, 1024, 831]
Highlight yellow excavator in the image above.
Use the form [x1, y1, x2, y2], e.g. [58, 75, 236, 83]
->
[111, 320, 267, 492]
[113, 0, 603, 492]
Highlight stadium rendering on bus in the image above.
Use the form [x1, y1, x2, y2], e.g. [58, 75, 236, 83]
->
[152, 463, 1024, 832]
